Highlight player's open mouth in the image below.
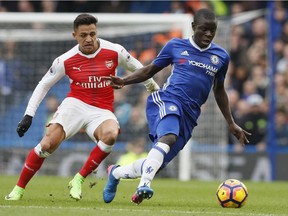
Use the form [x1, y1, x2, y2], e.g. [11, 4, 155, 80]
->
[202, 38, 211, 43]
[202, 40, 210, 45]
[84, 44, 93, 48]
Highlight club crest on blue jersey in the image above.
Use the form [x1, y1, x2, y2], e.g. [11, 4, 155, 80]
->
[210, 55, 219, 65]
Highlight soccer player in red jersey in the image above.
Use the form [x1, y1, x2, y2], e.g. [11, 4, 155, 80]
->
[5, 13, 159, 201]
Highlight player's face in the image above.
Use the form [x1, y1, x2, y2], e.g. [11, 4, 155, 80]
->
[192, 18, 217, 48]
[73, 24, 98, 55]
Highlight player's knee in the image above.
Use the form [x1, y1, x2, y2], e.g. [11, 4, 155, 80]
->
[158, 133, 177, 146]
[100, 129, 118, 145]
[39, 136, 60, 154]
[34, 143, 51, 158]
[41, 125, 65, 152]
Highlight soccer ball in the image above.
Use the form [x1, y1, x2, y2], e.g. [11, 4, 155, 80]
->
[216, 179, 248, 208]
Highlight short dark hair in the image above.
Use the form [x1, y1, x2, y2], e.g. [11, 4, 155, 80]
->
[73, 13, 98, 30]
[194, 8, 216, 24]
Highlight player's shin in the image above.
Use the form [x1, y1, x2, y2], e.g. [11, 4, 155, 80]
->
[138, 142, 170, 188]
[17, 143, 50, 188]
[79, 140, 113, 177]
[112, 158, 146, 179]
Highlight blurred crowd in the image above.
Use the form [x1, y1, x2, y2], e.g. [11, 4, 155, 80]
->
[0, 1, 268, 14]
[225, 1, 288, 151]
[1, 1, 288, 152]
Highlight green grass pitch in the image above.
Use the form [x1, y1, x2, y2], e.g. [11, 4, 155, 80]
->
[0, 175, 287, 216]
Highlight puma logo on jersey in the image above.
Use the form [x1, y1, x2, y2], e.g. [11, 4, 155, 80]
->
[72, 65, 82, 71]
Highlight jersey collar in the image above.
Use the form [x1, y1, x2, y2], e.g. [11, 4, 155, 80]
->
[189, 36, 211, 52]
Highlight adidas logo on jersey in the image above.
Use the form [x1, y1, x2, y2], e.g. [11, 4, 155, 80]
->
[181, 50, 189, 56]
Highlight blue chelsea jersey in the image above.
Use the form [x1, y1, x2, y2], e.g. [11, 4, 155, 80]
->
[152, 37, 230, 108]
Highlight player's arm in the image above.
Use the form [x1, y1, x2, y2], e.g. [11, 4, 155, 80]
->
[124, 63, 162, 85]
[117, 45, 159, 93]
[111, 40, 173, 89]
[108, 63, 163, 89]
[17, 59, 65, 137]
[213, 79, 250, 146]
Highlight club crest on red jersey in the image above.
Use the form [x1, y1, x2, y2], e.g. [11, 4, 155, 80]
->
[105, 60, 114, 69]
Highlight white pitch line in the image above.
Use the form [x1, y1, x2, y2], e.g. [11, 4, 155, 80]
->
[0, 205, 287, 216]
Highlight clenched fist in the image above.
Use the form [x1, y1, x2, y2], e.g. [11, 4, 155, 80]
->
[17, 115, 33, 137]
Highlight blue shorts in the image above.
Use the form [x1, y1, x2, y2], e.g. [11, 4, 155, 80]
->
[146, 91, 198, 169]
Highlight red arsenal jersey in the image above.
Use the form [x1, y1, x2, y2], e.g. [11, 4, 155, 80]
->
[25, 39, 143, 117]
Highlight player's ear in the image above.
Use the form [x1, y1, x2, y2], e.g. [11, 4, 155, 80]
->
[72, 32, 76, 38]
[191, 22, 195, 31]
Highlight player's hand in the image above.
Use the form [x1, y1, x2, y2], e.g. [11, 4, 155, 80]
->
[229, 123, 251, 146]
[17, 115, 33, 137]
[103, 75, 125, 89]
[144, 79, 160, 94]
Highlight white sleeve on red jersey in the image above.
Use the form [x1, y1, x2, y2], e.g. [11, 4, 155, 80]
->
[116, 43, 159, 89]
[117, 44, 143, 71]
[24, 57, 65, 117]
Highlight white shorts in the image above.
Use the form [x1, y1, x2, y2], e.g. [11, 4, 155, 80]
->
[49, 97, 119, 141]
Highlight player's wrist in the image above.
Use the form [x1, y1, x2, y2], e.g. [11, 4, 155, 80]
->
[122, 77, 127, 86]
[24, 114, 33, 119]
[24, 111, 35, 118]
[143, 79, 152, 86]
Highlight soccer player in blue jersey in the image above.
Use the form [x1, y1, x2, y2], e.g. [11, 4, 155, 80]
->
[103, 8, 250, 205]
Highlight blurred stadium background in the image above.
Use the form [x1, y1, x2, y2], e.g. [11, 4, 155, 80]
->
[0, 1, 288, 181]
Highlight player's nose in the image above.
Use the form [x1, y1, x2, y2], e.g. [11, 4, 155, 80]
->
[85, 36, 93, 42]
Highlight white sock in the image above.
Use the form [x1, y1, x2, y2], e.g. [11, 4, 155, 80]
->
[97, 140, 114, 153]
[138, 142, 170, 188]
[113, 158, 146, 179]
